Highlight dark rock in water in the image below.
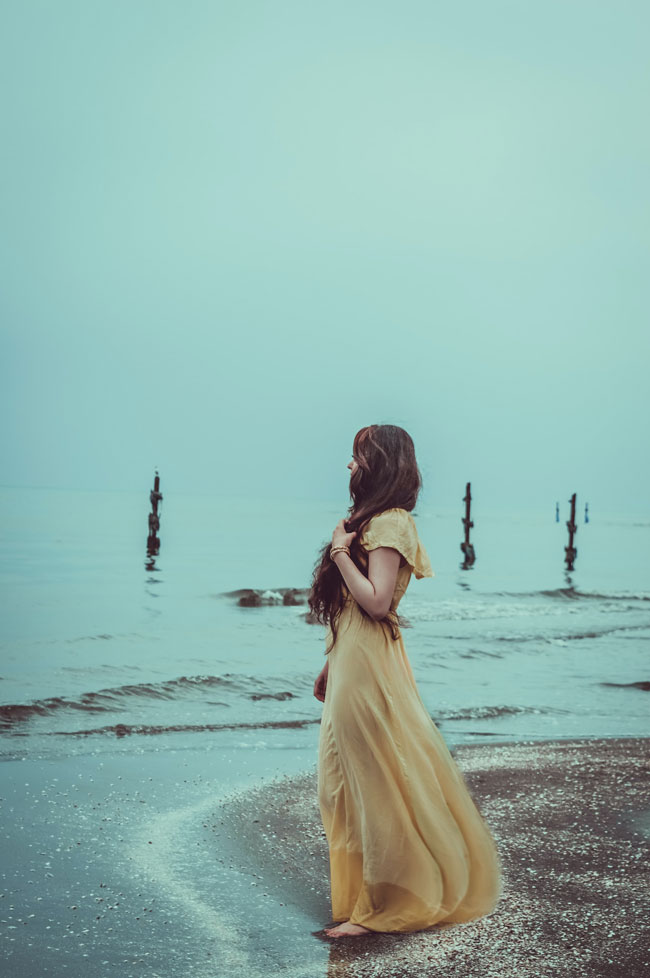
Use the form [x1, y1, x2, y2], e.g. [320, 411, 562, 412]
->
[237, 590, 263, 607]
[218, 587, 310, 608]
[282, 588, 305, 606]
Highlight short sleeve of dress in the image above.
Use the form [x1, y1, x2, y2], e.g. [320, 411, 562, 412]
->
[359, 508, 434, 580]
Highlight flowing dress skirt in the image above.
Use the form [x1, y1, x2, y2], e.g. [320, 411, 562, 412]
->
[318, 601, 503, 932]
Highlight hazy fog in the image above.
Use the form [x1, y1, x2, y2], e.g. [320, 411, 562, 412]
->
[2, 0, 649, 514]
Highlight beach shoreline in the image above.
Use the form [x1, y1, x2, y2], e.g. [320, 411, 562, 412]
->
[2, 734, 648, 977]
[211, 735, 650, 977]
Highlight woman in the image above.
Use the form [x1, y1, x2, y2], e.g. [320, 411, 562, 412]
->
[310, 424, 502, 939]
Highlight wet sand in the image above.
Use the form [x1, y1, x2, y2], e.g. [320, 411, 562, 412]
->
[2, 736, 648, 977]
[212, 736, 650, 978]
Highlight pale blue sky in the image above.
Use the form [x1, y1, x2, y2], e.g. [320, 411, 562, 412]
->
[2, 0, 649, 512]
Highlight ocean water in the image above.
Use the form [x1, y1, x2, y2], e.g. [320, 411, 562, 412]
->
[1, 486, 648, 761]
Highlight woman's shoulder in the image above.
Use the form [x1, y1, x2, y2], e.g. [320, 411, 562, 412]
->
[359, 507, 433, 579]
[360, 507, 416, 546]
[365, 507, 415, 528]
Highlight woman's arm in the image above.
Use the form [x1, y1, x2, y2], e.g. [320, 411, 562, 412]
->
[332, 546, 401, 620]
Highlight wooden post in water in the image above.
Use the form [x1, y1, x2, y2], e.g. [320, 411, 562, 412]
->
[460, 482, 476, 569]
[565, 492, 577, 571]
[147, 470, 163, 555]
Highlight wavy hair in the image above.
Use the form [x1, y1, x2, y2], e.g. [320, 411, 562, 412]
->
[308, 424, 423, 653]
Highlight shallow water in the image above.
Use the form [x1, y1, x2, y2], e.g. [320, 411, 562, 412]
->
[1, 486, 648, 758]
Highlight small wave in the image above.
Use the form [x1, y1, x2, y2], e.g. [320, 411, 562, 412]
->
[47, 718, 320, 738]
[486, 586, 650, 604]
[67, 633, 115, 643]
[457, 649, 505, 660]
[533, 587, 650, 603]
[439, 704, 567, 722]
[495, 622, 650, 644]
[600, 680, 650, 692]
[561, 624, 650, 640]
[0, 674, 301, 729]
[406, 601, 567, 623]
[403, 593, 650, 624]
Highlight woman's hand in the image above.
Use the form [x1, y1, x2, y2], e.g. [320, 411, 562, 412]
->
[332, 518, 357, 550]
[314, 661, 329, 702]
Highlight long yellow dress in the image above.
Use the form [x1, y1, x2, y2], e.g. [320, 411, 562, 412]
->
[318, 507, 502, 932]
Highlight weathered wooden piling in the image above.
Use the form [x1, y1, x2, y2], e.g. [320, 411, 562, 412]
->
[460, 482, 476, 569]
[565, 492, 577, 571]
[147, 470, 163, 555]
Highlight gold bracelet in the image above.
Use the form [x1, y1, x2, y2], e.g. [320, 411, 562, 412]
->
[330, 545, 350, 560]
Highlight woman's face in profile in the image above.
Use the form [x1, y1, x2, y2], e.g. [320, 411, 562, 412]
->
[347, 454, 359, 477]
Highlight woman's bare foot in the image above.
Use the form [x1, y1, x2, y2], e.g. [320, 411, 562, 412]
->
[324, 920, 373, 938]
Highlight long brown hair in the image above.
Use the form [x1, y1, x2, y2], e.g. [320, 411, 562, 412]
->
[308, 424, 423, 654]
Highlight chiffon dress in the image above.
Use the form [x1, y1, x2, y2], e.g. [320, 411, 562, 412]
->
[318, 507, 502, 932]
